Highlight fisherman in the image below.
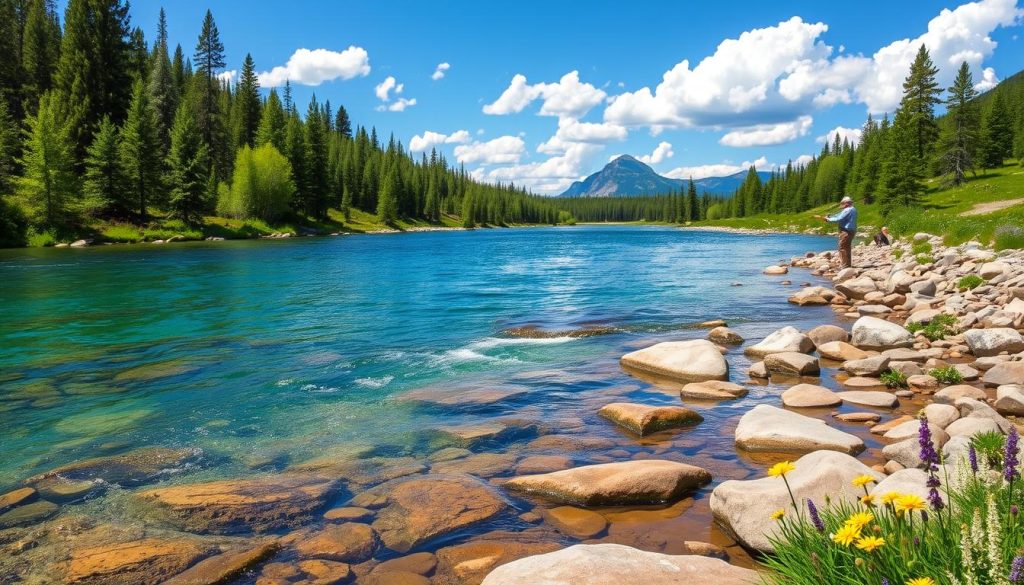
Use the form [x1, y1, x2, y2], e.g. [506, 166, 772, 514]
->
[814, 196, 857, 268]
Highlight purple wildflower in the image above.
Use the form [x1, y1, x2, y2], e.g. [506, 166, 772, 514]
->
[921, 510, 929, 523]
[913, 536, 921, 547]
[918, 415, 945, 510]
[882, 579, 891, 585]
[1005, 426, 1020, 483]
[1013, 505, 1019, 517]
[807, 499, 824, 533]
[1011, 556, 1024, 583]
[969, 445, 978, 474]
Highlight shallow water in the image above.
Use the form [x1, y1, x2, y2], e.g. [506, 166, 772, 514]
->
[0, 225, 869, 578]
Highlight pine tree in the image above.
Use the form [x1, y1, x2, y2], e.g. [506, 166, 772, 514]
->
[424, 173, 439, 221]
[233, 53, 261, 149]
[880, 111, 924, 212]
[148, 7, 176, 152]
[938, 62, 979, 187]
[979, 91, 1012, 170]
[54, 0, 133, 161]
[460, 189, 474, 227]
[303, 96, 328, 218]
[119, 78, 161, 220]
[377, 165, 399, 223]
[899, 44, 942, 163]
[127, 26, 148, 81]
[686, 178, 698, 221]
[166, 102, 209, 224]
[256, 89, 286, 151]
[171, 43, 186, 97]
[18, 91, 77, 227]
[0, 0, 24, 118]
[335, 105, 352, 139]
[83, 117, 128, 217]
[0, 99, 19, 194]
[192, 9, 225, 177]
[284, 109, 307, 211]
[21, 0, 61, 116]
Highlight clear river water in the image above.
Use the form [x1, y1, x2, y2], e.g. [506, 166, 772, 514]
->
[0, 225, 865, 579]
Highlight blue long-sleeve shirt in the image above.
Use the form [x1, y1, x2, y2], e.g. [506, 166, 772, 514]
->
[826, 206, 857, 233]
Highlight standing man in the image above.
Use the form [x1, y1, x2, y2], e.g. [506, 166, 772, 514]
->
[814, 196, 857, 268]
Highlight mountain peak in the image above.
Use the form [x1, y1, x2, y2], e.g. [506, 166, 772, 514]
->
[559, 157, 771, 198]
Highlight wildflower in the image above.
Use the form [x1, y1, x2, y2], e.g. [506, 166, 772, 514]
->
[768, 461, 796, 478]
[1011, 555, 1024, 582]
[831, 524, 861, 546]
[852, 474, 876, 488]
[906, 579, 935, 585]
[1005, 426, 1020, 483]
[855, 535, 885, 552]
[771, 509, 785, 521]
[882, 579, 891, 585]
[881, 492, 902, 506]
[895, 494, 927, 514]
[969, 445, 978, 474]
[1013, 505, 1019, 517]
[918, 415, 945, 511]
[845, 511, 874, 530]
[807, 499, 825, 532]
[860, 494, 876, 507]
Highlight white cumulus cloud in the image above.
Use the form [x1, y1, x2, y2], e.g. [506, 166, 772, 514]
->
[637, 141, 674, 164]
[431, 62, 450, 80]
[817, 126, 863, 146]
[375, 76, 404, 101]
[258, 46, 371, 87]
[217, 70, 237, 85]
[720, 116, 813, 147]
[409, 130, 471, 152]
[975, 66, 999, 91]
[378, 97, 417, 112]
[483, 71, 607, 119]
[664, 156, 772, 180]
[454, 136, 527, 165]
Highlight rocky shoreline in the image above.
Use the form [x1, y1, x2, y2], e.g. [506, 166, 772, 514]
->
[1, 234, 1021, 584]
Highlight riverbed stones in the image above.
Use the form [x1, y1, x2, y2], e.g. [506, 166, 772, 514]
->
[923, 403, 961, 428]
[294, 523, 378, 562]
[983, 362, 1024, 387]
[137, 474, 339, 534]
[946, 417, 1002, 438]
[836, 276, 877, 300]
[835, 391, 899, 408]
[807, 324, 849, 346]
[816, 341, 869, 362]
[598, 403, 703, 436]
[27, 447, 201, 489]
[0, 499, 58, 528]
[763, 352, 820, 376]
[851, 316, 915, 350]
[744, 326, 814, 358]
[842, 356, 890, 377]
[363, 474, 507, 553]
[734, 405, 865, 455]
[504, 460, 711, 506]
[964, 328, 1024, 357]
[162, 542, 279, 585]
[955, 397, 1012, 433]
[763, 265, 788, 275]
[710, 450, 882, 552]
[708, 327, 744, 344]
[883, 421, 949, 445]
[0, 487, 37, 513]
[781, 384, 841, 408]
[66, 538, 211, 585]
[480, 543, 759, 585]
[679, 380, 748, 400]
[842, 376, 886, 389]
[934, 384, 988, 403]
[907, 374, 939, 392]
[620, 340, 729, 383]
[870, 469, 931, 501]
[995, 385, 1024, 416]
[541, 506, 608, 538]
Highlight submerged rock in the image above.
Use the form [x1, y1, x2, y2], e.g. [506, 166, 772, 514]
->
[66, 538, 211, 585]
[28, 447, 202, 490]
[435, 531, 562, 585]
[162, 542, 278, 585]
[620, 340, 729, 383]
[294, 523, 378, 562]
[137, 474, 339, 534]
[480, 543, 759, 585]
[597, 403, 703, 436]
[501, 325, 618, 339]
[734, 405, 864, 455]
[780, 384, 841, 408]
[0, 499, 58, 528]
[679, 380, 748, 400]
[763, 352, 820, 376]
[504, 460, 711, 506]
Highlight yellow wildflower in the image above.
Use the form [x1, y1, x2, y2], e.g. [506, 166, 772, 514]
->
[770, 509, 785, 521]
[831, 523, 861, 546]
[906, 578, 936, 585]
[860, 494, 876, 507]
[852, 474, 876, 488]
[895, 494, 928, 514]
[881, 491, 902, 505]
[767, 461, 796, 478]
[855, 535, 885, 553]
[845, 511, 874, 530]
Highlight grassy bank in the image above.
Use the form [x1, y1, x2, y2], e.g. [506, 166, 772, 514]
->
[692, 163, 1024, 249]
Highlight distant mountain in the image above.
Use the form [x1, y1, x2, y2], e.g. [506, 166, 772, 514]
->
[559, 155, 771, 198]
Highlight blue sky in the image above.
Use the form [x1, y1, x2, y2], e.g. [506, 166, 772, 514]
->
[111, 1, 1023, 193]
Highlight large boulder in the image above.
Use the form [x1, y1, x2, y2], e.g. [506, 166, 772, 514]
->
[836, 276, 877, 300]
[621, 340, 728, 383]
[851, 317, 914, 350]
[843, 356, 890, 377]
[66, 538, 211, 585]
[504, 460, 711, 506]
[807, 325, 849, 346]
[679, 381, 748, 401]
[781, 384, 842, 408]
[137, 474, 339, 534]
[934, 384, 988, 403]
[481, 544, 759, 585]
[869, 469, 930, 501]
[995, 385, 1024, 416]
[983, 362, 1024, 387]
[598, 403, 703, 436]
[710, 451, 882, 552]
[744, 326, 815, 358]
[964, 328, 1024, 358]
[817, 341, 869, 362]
[763, 352, 820, 376]
[734, 405, 865, 455]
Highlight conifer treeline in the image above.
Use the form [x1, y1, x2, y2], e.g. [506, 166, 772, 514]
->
[0, 1, 569, 246]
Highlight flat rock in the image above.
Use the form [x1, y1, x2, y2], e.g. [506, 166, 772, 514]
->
[817, 341, 869, 362]
[763, 265, 788, 275]
[28, 447, 201, 489]
[807, 324, 849, 346]
[946, 417, 1002, 438]
[964, 328, 1024, 357]
[934, 385, 988, 403]
[163, 543, 278, 585]
[710, 450, 882, 552]
[541, 506, 608, 538]
[294, 523, 378, 562]
[763, 352, 820, 376]
[744, 326, 814, 358]
[882, 420, 950, 446]
[680, 380, 748, 400]
[435, 532, 562, 585]
[842, 376, 886, 388]
[298, 560, 352, 584]
[66, 539, 210, 585]
[781, 384, 841, 408]
[983, 362, 1024, 387]
[923, 403, 960, 429]
[481, 544, 759, 585]
[851, 316, 914, 350]
[324, 506, 374, 522]
[708, 327, 744, 344]
[834, 412, 881, 423]
[505, 460, 711, 506]
[995, 384, 1024, 416]
[137, 474, 339, 534]
[367, 474, 507, 553]
[835, 391, 898, 408]
[621, 340, 729, 383]
[907, 375, 939, 391]
[842, 356, 890, 377]
[0, 499, 59, 528]
[598, 403, 703, 436]
[734, 405, 864, 455]
[0, 487, 37, 513]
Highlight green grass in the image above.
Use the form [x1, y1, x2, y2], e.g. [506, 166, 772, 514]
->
[958, 275, 985, 291]
[26, 229, 56, 247]
[905, 314, 959, 342]
[929, 366, 964, 384]
[880, 369, 908, 389]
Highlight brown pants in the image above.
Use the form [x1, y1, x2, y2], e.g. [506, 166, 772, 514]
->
[838, 230, 853, 268]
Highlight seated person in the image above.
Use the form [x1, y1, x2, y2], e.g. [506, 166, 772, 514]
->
[874, 226, 891, 246]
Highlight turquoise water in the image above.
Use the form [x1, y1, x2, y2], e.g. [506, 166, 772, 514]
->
[0, 226, 837, 489]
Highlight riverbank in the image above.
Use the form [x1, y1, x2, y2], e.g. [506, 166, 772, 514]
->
[0, 228, 1020, 584]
